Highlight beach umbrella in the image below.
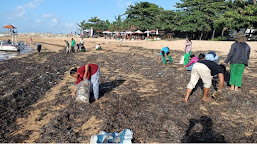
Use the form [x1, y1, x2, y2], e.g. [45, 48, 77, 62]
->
[135, 30, 143, 34]
[125, 31, 134, 34]
[83, 29, 90, 32]
[113, 31, 120, 36]
[3, 24, 16, 29]
[102, 30, 112, 34]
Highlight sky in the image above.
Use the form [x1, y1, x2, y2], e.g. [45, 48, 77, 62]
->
[0, 0, 180, 34]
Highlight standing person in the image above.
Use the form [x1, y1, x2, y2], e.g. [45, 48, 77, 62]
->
[184, 37, 192, 66]
[185, 54, 224, 102]
[30, 37, 32, 44]
[159, 47, 173, 64]
[71, 38, 76, 53]
[118, 37, 123, 46]
[64, 40, 69, 53]
[223, 32, 251, 92]
[70, 64, 100, 101]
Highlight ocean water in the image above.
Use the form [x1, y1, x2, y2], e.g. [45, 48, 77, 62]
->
[0, 46, 34, 62]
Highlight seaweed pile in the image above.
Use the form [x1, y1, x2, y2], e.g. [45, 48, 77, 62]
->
[0, 46, 256, 143]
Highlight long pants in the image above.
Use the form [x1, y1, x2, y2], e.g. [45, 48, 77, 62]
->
[71, 46, 75, 53]
[230, 63, 245, 87]
[90, 68, 100, 100]
[184, 52, 191, 66]
[187, 63, 212, 89]
[162, 55, 173, 64]
[186, 63, 194, 71]
[66, 46, 69, 53]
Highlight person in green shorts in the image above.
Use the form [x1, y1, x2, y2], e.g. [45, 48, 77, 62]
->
[158, 47, 173, 64]
[71, 38, 76, 53]
[184, 37, 192, 65]
[224, 32, 251, 92]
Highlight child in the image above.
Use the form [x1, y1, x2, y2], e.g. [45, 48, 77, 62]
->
[159, 47, 173, 64]
[185, 54, 198, 71]
[184, 37, 192, 65]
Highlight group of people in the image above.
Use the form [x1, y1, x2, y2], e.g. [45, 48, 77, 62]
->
[64, 38, 85, 53]
[159, 32, 251, 102]
[70, 32, 250, 103]
[65, 38, 102, 53]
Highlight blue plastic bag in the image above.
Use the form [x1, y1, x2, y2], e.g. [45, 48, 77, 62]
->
[90, 129, 133, 144]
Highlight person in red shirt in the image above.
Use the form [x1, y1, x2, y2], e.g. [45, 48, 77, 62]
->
[70, 64, 100, 100]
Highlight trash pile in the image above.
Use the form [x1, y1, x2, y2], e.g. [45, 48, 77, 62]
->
[90, 129, 133, 144]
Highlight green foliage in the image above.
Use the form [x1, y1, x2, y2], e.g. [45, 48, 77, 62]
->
[77, 0, 257, 40]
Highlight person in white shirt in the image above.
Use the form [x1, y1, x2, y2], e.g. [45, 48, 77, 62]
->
[96, 44, 102, 50]
[80, 38, 84, 45]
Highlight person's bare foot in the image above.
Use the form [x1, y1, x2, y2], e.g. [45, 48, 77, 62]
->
[202, 97, 211, 102]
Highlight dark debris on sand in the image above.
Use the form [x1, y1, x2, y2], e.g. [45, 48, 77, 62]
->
[0, 47, 257, 143]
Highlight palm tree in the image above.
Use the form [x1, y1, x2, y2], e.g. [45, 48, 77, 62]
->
[76, 20, 87, 31]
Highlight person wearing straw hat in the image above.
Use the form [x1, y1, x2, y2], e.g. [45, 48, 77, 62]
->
[223, 32, 251, 92]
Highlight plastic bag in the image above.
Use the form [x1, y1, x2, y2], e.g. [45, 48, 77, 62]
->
[179, 56, 184, 64]
[90, 129, 133, 144]
[76, 79, 91, 103]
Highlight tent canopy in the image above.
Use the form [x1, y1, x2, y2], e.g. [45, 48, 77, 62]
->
[125, 31, 134, 34]
[102, 30, 112, 34]
[3, 24, 16, 29]
[135, 30, 143, 34]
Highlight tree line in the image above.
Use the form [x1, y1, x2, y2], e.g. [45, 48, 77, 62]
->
[77, 0, 257, 40]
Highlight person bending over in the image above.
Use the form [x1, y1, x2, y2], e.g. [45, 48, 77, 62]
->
[185, 59, 224, 102]
[159, 47, 173, 64]
[70, 64, 100, 101]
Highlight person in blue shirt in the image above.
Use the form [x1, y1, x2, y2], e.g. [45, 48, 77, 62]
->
[205, 51, 219, 64]
[158, 47, 173, 64]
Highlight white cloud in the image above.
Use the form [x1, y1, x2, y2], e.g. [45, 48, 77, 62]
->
[63, 22, 78, 33]
[9, 0, 43, 19]
[42, 14, 53, 18]
[51, 18, 58, 26]
[40, 14, 59, 26]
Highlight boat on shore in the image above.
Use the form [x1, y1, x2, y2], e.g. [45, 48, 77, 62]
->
[0, 33, 25, 52]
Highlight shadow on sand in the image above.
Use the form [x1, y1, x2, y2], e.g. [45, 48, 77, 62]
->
[181, 116, 226, 143]
[89, 80, 126, 102]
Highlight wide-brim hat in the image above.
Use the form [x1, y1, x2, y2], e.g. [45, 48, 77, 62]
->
[234, 32, 246, 42]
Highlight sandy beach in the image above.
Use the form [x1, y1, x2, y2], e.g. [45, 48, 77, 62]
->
[0, 36, 257, 142]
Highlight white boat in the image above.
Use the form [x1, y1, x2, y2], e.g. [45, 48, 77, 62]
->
[0, 33, 21, 52]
